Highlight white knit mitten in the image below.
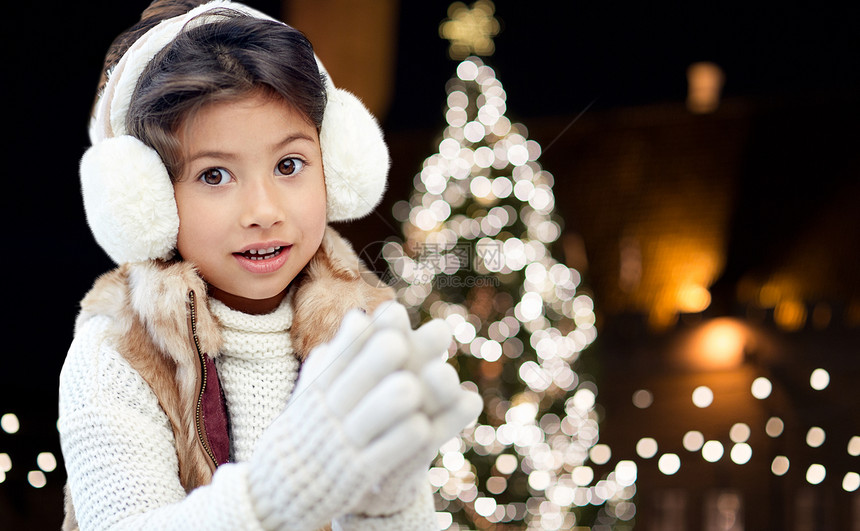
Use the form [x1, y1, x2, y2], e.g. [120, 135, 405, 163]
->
[347, 303, 483, 517]
[248, 310, 431, 530]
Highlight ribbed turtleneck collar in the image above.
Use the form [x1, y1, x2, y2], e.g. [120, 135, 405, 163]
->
[208, 294, 294, 360]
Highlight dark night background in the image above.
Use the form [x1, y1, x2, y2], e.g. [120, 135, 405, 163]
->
[1, 1, 858, 528]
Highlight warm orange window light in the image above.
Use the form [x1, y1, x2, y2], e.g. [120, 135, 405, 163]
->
[677, 283, 712, 313]
[685, 318, 749, 370]
[774, 299, 807, 331]
[686, 61, 724, 114]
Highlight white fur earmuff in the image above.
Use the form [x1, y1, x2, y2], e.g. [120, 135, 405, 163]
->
[81, 0, 389, 264]
[81, 136, 180, 263]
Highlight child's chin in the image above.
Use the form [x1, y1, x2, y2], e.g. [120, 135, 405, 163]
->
[210, 286, 290, 314]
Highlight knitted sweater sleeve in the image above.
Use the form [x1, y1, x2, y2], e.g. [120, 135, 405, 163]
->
[59, 315, 266, 530]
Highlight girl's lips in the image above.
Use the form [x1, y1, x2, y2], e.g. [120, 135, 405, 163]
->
[233, 245, 291, 274]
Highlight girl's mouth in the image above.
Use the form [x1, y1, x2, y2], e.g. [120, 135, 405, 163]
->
[233, 244, 291, 274]
[237, 246, 285, 261]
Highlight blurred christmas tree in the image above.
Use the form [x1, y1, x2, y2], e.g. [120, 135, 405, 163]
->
[378, 1, 637, 529]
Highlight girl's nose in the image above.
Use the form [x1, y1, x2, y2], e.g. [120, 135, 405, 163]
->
[240, 178, 285, 229]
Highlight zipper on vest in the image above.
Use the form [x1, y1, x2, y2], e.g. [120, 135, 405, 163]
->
[188, 290, 219, 469]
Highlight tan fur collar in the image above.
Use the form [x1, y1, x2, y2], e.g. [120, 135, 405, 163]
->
[76, 226, 395, 363]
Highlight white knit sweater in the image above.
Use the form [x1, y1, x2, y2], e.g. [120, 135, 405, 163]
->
[211, 298, 300, 463]
[59, 296, 438, 530]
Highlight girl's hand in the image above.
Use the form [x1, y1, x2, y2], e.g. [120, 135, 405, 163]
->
[248, 309, 432, 530]
[341, 302, 483, 518]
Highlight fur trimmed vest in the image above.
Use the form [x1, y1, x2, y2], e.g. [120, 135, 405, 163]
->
[62, 226, 395, 530]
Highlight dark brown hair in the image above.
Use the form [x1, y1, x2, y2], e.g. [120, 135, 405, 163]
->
[98, 0, 326, 178]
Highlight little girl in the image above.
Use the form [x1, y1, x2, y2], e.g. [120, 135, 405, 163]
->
[59, 1, 482, 529]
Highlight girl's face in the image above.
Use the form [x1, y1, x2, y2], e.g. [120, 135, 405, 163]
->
[173, 91, 327, 314]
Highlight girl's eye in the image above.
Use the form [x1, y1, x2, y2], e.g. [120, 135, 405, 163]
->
[198, 167, 232, 186]
[276, 157, 304, 176]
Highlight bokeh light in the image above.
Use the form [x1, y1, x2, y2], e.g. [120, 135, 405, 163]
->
[631, 389, 653, 409]
[806, 464, 826, 485]
[771, 456, 790, 476]
[765, 417, 784, 438]
[37, 452, 57, 473]
[751, 377, 773, 399]
[636, 438, 658, 459]
[729, 423, 751, 443]
[843, 472, 860, 493]
[806, 427, 826, 448]
[809, 368, 830, 390]
[589, 444, 611, 465]
[848, 436, 860, 457]
[692, 386, 714, 408]
[702, 441, 724, 462]
[0, 413, 19, 434]
[683, 431, 705, 452]
[27, 470, 46, 489]
[730, 443, 752, 465]
[657, 454, 681, 475]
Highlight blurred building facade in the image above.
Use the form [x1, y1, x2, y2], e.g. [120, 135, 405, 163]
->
[523, 90, 860, 529]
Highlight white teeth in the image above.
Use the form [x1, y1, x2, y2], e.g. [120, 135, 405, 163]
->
[248, 247, 277, 255]
[244, 246, 281, 259]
